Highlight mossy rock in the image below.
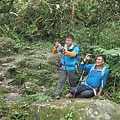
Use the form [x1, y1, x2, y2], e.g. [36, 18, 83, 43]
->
[28, 99, 120, 120]
[0, 37, 18, 57]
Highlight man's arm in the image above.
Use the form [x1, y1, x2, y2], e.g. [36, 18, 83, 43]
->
[64, 51, 76, 57]
[98, 69, 109, 96]
[58, 45, 79, 57]
[53, 42, 60, 54]
[100, 69, 109, 88]
[64, 46, 79, 57]
[97, 87, 103, 96]
[80, 54, 93, 72]
[53, 46, 59, 54]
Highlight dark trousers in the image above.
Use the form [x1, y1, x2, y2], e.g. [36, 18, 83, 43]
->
[54, 69, 76, 96]
[70, 85, 94, 98]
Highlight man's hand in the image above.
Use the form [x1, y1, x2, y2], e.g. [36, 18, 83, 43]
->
[55, 42, 65, 52]
[59, 44, 65, 52]
[55, 42, 60, 48]
[82, 54, 91, 64]
[81, 54, 92, 64]
[97, 92, 101, 97]
[84, 54, 91, 61]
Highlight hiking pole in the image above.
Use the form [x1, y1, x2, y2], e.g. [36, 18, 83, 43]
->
[71, 69, 85, 102]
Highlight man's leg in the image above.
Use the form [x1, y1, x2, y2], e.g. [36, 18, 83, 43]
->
[70, 85, 86, 96]
[80, 90, 94, 98]
[54, 69, 67, 98]
[70, 85, 94, 98]
[67, 70, 76, 88]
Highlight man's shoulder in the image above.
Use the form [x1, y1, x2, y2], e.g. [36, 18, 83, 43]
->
[86, 64, 95, 70]
[104, 67, 109, 73]
[73, 43, 79, 48]
[73, 43, 79, 51]
[87, 64, 94, 67]
[103, 65, 109, 71]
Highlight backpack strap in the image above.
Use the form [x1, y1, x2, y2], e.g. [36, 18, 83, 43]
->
[64, 43, 76, 52]
[89, 64, 96, 74]
[101, 66, 106, 77]
[101, 66, 106, 87]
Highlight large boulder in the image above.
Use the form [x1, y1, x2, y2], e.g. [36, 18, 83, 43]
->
[29, 99, 120, 120]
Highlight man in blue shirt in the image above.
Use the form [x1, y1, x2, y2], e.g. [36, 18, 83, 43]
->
[53, 34, 79, 99]
[66, 54, 109, 98]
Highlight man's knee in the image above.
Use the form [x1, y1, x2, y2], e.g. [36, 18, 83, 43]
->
[70, 87, 77, 94]
[80, 90, 94, 98]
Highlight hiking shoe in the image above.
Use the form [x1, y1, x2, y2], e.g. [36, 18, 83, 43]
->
[55, 95, 60, 99]
[65, 93, 73, 98]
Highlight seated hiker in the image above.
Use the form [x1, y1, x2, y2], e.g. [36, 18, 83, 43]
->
[66, 54, 109, 98]
[53, 34, 80, 99]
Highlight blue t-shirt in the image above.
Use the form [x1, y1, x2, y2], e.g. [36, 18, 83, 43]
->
[58, 44, 79, 70]
[80, 64, 109, 88]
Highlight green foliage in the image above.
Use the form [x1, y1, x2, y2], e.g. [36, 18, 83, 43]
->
[0, 103, 9, 118]
[25, 94, 52, 103]
[0, 0, 119, 43]
[0, 37, 18, 57]
[60, 111, 75, 120]
[9, 111, 28, 120]
[13, 68, 28, 85]
[22, 82, 39, 95]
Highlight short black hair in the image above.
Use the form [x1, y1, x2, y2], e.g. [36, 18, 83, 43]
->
[66, 34, 74, 40]
[97, 55, 106, 62]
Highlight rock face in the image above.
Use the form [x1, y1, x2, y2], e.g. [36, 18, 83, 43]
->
[85, 99, 120, 120]
[30, 99, 120, 120]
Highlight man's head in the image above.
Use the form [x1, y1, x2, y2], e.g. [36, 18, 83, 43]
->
[65, 34, 74, 47]
[95, 55, 106, 66]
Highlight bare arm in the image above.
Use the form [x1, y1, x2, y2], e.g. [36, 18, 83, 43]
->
[97, 87, 103, 96]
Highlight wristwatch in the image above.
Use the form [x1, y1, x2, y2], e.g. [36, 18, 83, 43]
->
[82, 60, 86, 64]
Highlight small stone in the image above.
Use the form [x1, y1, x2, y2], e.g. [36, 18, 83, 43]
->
[4, 93, 21, 102]
[0, 73, 4, 81]
[2, 63, 8, 66]
[0, 81, 2, 85]
[93, 111, 99, 116]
